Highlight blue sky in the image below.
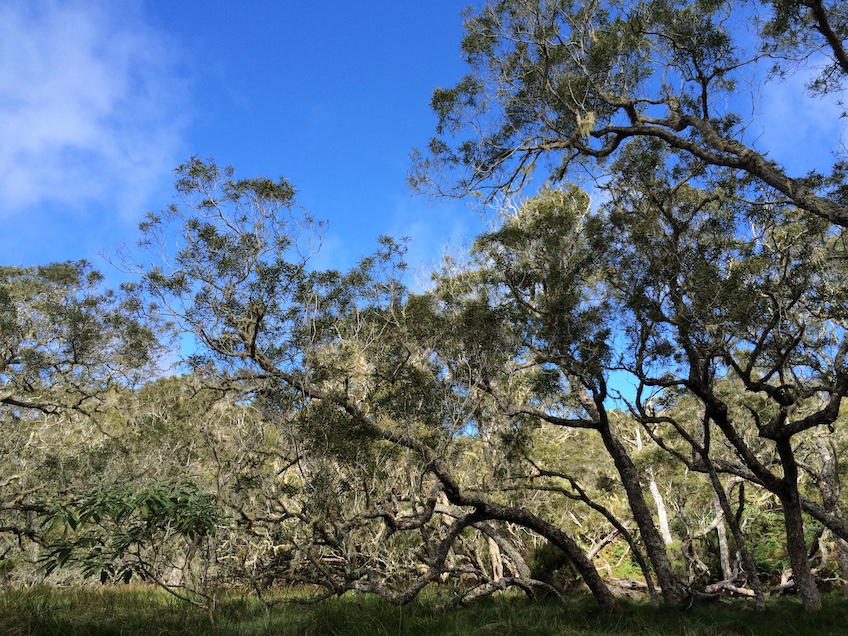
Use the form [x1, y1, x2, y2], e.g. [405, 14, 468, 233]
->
[0, 0, 475, 283]
[1, 0, 846, 289]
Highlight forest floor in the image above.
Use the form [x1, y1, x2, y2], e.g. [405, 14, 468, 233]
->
[1, 586, 847, 635]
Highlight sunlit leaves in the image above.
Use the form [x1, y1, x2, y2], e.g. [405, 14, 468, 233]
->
[1, 261, 158, 418]
[416, 0, 848, 230]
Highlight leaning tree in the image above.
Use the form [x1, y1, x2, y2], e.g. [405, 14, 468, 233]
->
[413, 0, 848, 612]
[119, 158, 619, 610]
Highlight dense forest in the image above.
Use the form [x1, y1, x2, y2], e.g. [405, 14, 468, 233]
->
[2, 0, 848, 620]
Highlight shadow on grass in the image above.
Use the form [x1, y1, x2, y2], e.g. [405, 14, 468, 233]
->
[2, 586, 848, 636]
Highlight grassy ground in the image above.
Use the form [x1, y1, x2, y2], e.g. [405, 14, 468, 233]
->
[1, 586, 847, 636]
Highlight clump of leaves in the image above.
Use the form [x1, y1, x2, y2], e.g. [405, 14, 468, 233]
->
[39, 480, 222, 584]
[529, 541, 579, 595]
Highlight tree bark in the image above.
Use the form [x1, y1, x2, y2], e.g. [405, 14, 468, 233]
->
[713, 496, 731, 580]
[648, 468, 673, 546]
[814, 434, 848, 595]
[488, 536, 504, 582]
[599, 421, 684, 606]
[777, 439, 822, 612]
[781, 492, 822, 611]
[835, 536, 848, 596]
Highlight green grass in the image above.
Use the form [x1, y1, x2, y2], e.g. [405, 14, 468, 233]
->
[1, 587, 847, 636]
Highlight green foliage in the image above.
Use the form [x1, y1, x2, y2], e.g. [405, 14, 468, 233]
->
[606, 540, 645, 581]
[0, 558, 16, 582]
[1, 260, 158, 417]
[39, 481, 222, 584]
[462, 187, 613, 391]
[746, 507, 791, 580]
[529, 540, 579, 592]
[415, 0, 848, 230]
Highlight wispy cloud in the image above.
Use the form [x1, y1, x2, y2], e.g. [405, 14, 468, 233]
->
[0, 0, 187, 218]
[755, 66, 847, 175]
[386, 196, 482, 290]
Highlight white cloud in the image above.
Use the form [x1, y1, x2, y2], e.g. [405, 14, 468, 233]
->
[754, 66, 847, 175]
[386, 196, 482, 290]
[0, 0, 187, 218]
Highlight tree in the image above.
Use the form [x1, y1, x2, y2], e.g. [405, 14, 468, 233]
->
[125, 158, 618, 610]
[413, 0, 848, 612]
[422, 170, 848, 610]
[1, 261, 157, 562]
[413, 0, 847, 227]
[424, 186, 685, 605]
[603, 142, 848, 611]
[1, 261, 156, 418]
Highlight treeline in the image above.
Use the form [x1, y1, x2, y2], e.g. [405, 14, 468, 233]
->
[3, 0, 848, 617]
[2, 162, 847, 614]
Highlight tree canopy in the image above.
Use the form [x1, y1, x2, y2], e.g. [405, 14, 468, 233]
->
[413, 0, 848, 226]
[3, 0, 848, 620]
[1, 260, 156, 419]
